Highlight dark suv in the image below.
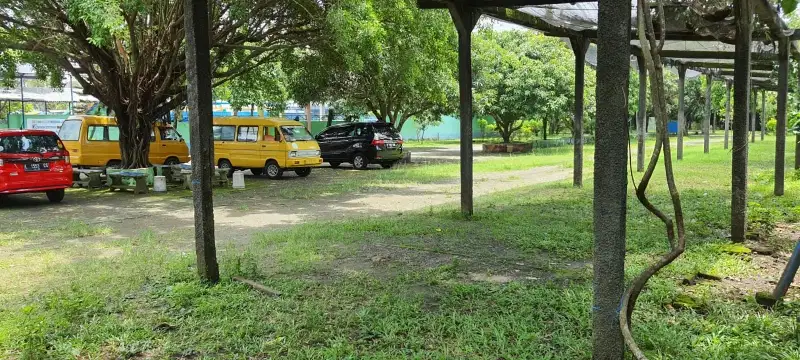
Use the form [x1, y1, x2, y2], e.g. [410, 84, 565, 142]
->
[315, 122, 404, 169]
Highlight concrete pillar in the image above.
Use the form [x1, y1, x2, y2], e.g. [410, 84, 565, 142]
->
[725, 81, 731, 150]
[447, 3, 479, 217]
[593, 0, 631, 357]
[775, 38, 789, 196]
[704, 74, 711, 153]
[761, 89, 766, 141]
[184, 0, 219, 282]
[677, 65, 686, 160]
[732, 0, 753, 243]
[636, 56, 647, 171]
[570, 36, 589, 187]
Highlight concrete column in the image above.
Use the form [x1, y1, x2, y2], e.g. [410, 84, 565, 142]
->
[732, 0, 753, 243]
[570, 35, 589, 187]
[775, 38, 789, 196]
[761, 89, 766, 141]
[636, 56, 647, 171]
[725, 81, 731, 150]
[447, 3, 479, 217]
[751, 88, 757, 143]
[184, 0, 219, 282]
[677, 65, 686, 160]
[593, 0, 631, 358]
[704, 74, 712, 153]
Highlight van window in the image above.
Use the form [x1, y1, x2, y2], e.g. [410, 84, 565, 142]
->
[264, 127, 280, 142]
[58, 120, 82, 141]
[213, 125, 235, 141]
[237, 126, 258, 142]
[88, 126, 106, 141]
[160, 128, 182, 141]
[108, 126, 120, 141]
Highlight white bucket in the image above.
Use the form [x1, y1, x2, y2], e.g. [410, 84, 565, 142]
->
[232, 171, 245, 189]
[153, 176, 167, 192]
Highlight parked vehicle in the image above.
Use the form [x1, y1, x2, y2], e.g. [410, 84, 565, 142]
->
[0, 129, 73, 203]
[315, 122, 404, 169]
[58, 115, 189, 168]
[212, 117, 322, 179]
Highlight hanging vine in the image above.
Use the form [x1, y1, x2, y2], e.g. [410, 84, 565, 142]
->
[619, 1, 687, 359]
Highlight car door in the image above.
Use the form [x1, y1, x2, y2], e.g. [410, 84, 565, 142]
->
[261, 126, 284, 166]
[316, 126, 346, 161]
[330, 125, 355, 160]
[212, 125, 236, 165]
[154, 127, 186, 164]
[233, 125, 260, 168]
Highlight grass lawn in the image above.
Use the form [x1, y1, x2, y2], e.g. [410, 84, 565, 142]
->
[1, 136, 799, 359]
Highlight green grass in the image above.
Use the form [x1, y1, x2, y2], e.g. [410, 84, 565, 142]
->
[1, 136, 799, 359]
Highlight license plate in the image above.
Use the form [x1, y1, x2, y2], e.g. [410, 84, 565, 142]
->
[24, 163, 50, 172]
[386, 142, 397, 149]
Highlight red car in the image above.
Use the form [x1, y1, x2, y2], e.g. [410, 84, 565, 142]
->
[0, 129, 73, 203]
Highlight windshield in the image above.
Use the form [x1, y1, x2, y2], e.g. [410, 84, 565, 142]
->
[0, 134, 63, 154]
[58, 120, 82, 141]
[280, 126, 314, 142]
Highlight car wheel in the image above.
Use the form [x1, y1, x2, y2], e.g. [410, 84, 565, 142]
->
[46, 189, 65, 203]
[250, 168, 263, 176]
[265, 160, 283, 180]
[352, 153, 369, 170]
[295, 168, 312, 177]
[328, 161, 341, 169]
[164, 157, 181, 166]
[218, 159, 234, 177]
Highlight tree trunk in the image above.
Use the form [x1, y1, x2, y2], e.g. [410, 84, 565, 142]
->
[327, 109, 334, 127]
[543, 119, 548, 140]
[115, 108, 152, 168]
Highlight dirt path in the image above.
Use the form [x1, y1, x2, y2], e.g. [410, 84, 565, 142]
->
[0, 165, 572, 245]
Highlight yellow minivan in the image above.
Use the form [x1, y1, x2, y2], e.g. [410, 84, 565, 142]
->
[212, 117, 322, 179]
[58, 115, 190, 168]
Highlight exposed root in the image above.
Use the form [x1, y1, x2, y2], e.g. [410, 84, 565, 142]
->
[620, 2, 687, 359]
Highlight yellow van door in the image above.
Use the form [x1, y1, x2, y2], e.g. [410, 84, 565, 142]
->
[148, 129, 166, 165]
[85, 124, 120, 167]
[212, 124, 236, 166]
[158, 127, 189, 164]
[261, 126, 285, 167]
[232, 125, 262, 168]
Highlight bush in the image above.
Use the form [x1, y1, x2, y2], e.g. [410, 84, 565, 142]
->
[766, 118, 777, 132]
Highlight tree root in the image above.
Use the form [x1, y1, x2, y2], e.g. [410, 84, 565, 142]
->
[620, 2, 687, 359]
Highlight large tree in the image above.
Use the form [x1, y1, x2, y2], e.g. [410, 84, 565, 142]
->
[215, 62, 289, 116]
[285, 0, 457, 131]
[473, 29, 573, 143]
[0, 0, 325, 167]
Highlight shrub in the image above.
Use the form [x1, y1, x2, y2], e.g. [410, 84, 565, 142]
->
[766, 118, 777, 132]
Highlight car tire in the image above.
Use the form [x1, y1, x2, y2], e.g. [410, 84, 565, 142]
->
[381, 162, 394, 169]
[295, 168, 312, 177]
[265, 160, 283, 180]
[250, 168, 263, 176]
[218, 159, 234, 177]
[352, 153, 369, 170]
[164, 157, 181, 166]
[46, 189, 65, 203]
[328, 161, 341, 169]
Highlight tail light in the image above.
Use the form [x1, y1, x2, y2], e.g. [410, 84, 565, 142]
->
[371, 139, 385, 146]
[64, 155, 71, 165]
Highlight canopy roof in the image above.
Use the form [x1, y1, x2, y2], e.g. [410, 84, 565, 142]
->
[422, 0, 797, 90]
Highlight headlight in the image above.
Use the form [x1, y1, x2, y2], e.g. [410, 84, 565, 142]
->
[289, 151, 298, 158]
[315, 150, 320, 157]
